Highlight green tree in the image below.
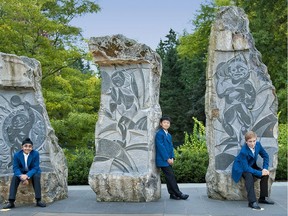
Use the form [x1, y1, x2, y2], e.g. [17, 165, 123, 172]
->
[45, 68, 101, 149]
[237, 0, 287, 123]
[156, 29, 193, 144]
[177, 2, 216, 124]
[0, 0, 100, 77]
[0, 0, 102, 149]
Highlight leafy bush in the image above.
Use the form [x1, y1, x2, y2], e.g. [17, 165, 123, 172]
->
[275, 124, 287, 180]
[52, 112, 98, 149]
[64, 147, 94, 185]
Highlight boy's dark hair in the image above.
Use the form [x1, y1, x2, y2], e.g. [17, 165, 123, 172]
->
[22, 138, 33, 146]
[160, 116, 171, 123]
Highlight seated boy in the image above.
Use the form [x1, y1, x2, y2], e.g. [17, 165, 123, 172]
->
[232, 131, 274, 210]
[3, 138, 46, 209]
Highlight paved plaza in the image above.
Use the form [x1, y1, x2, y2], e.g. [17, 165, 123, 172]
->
[0, 182, 287, 216]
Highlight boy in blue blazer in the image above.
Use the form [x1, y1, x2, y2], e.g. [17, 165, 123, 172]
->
[155, 116, 189, 200]
[232, 131, 274, 210]
[3, 138, 46, 209]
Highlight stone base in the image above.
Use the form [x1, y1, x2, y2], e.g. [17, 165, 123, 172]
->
[206, 170, 274, 200]
[89, 173, 161, 202]
[0, 172, 68, 204]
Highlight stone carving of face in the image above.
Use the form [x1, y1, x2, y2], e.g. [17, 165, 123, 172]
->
[12, 114, 28, 128]
[227, 61, 249, 81]
[111, 71, 125, 87]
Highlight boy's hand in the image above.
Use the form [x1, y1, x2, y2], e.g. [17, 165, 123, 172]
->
[22, 179, 29, 185]
[167, 158, 174, 165]
[262, 169, 269, 176]
[20, 174, 28, 181]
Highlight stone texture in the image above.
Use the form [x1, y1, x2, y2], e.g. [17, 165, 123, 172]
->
[205, 7, 278, 200]
[0, 53, 68, 204]
[88, 34, 162, 202]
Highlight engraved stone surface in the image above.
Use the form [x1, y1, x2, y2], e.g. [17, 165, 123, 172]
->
[0, 53, 68, 203]
[205, 7, 278, 200]
[88, 34, 162, 202]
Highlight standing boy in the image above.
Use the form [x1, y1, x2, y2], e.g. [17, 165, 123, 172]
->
[232, 131, 274, 210]
[155, 116, 189, 200]
[3, 138, 46, 209]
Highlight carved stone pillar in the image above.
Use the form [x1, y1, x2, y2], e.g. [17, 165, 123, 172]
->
[88, 35, 162, 202]
[205, 7, 278, 200]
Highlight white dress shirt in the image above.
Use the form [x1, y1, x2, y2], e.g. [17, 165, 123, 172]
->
[23, 153, 29, 171]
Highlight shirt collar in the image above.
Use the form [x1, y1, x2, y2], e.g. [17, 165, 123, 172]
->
[23, 152, 29, 157]
[249, 147, 255, 154]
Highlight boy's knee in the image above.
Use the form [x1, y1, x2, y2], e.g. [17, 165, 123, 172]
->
[31, 173, 41, 180]
[243, 172, 253, 178]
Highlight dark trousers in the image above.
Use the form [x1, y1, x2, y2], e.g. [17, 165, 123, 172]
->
[161, 166, 182, 197]
[242, 172, 269, 203]
[8, 173, 42, 202]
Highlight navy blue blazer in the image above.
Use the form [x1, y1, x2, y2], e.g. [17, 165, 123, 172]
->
[232, 141, 269, 183]
[13, 149, 41, 179]
[155, 128, 175, 167]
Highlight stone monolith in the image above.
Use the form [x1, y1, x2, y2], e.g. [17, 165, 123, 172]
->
[0, 53, 68, 204]
[88, 34, 162, 202]
[205, 6, 278, 200]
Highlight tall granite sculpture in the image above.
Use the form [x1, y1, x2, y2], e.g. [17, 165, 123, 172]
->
[88, 35, 162, 202]
[205, 7, 278, 200]
[0, 53, 68, 204]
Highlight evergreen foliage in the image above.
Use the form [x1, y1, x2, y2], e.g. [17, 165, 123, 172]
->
[156, 29, 193, 144]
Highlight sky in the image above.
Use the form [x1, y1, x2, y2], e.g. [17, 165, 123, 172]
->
[71, 0, 206, 50]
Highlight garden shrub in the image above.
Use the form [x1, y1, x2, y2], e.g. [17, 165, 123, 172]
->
[275, 123, 287, 180]
[64, 147, 94, 185]
[163, 117, 208, 183]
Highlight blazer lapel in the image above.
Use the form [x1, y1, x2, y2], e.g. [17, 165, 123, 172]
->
[254, 142, 260, 160]
[27, 153, 33, 168]
[19, 153, 26, 169]
[245, 145, 255, 158]
[166, 133, 172, 145]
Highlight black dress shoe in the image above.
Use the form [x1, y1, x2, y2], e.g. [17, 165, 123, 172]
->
[3, 202, 15, 209]
[258, 197, 275, 204]
[248, 202, 261, 210]
[169, 194, 181, 200]
[179, 194, 189, 200]
[36, 201, 46, 207]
